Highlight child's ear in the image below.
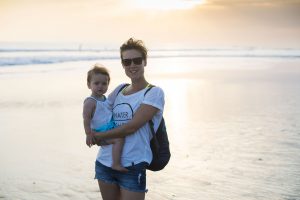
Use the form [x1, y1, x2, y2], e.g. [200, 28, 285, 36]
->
[87, 83, 91, 89]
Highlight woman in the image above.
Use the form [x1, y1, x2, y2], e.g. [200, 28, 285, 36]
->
[92, 38, 165, 200]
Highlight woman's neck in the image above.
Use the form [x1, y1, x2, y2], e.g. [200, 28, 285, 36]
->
[123, 78, 148, 95]
[131, 78, 148, 91]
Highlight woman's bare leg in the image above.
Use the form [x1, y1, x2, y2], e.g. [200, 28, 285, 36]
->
[120, 188, 145, 200]
[98, 180, 120, 200]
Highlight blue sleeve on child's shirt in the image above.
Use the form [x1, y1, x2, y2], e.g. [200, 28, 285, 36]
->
[94, 120, 116, 132]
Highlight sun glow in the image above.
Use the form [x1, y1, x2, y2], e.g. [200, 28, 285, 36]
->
[133, 0, 205, 11]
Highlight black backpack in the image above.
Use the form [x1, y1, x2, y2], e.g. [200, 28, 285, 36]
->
[117, 84, 171, 171]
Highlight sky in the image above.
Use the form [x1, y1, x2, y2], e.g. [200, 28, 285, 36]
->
[0, 0, 300, 48]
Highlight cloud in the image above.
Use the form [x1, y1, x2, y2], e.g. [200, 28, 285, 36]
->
[0, 0, 299, 47]
[139, 0, 300, 47]
[205, 0, 300, 6]
[200, 0, 300, 28]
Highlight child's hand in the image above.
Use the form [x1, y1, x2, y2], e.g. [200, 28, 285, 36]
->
[86, 134, 94, 147]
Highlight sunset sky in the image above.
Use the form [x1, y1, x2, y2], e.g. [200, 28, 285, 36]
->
[1, 0, 300, 48]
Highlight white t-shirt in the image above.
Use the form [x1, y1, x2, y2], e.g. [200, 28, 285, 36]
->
[96, 84, 165, 167]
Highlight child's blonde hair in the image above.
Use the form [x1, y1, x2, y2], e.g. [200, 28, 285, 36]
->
[87, 63, 110, 85]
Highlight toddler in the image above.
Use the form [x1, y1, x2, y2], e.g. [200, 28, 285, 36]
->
[83, 64, 127, 172]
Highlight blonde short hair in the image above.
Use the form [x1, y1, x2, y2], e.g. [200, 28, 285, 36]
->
[120, 37, 148, 65]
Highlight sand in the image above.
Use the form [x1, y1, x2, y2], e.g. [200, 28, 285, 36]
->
[1, 57, 300, 199]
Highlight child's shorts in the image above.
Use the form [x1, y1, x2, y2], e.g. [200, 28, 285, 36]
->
[95, 160, 148, 193]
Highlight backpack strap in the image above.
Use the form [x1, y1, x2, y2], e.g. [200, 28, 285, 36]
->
[144, 84, 158, 136]
[117, 83, 130, 95]
[144, 84, 155, 96]
[149, 119, 155, 137]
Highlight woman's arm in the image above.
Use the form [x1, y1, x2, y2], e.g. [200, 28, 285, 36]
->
[93, 104, 159, 140]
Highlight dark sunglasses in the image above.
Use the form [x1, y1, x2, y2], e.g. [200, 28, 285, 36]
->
[121, 57, 143, 66]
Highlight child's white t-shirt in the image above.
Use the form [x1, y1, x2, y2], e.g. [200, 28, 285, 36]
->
[84, 97, 112, 130]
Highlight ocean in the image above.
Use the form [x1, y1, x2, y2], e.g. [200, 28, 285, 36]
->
[0, 45, 300, 199]
[1, 46, 300, 67]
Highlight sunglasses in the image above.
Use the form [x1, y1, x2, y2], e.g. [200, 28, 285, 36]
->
[121, 57, 143, 66]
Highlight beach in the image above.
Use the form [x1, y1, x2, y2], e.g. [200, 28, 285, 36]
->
[1, 54, 300, 200]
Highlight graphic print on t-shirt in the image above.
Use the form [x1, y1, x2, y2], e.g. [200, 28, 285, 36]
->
[113, 103, 133, 127]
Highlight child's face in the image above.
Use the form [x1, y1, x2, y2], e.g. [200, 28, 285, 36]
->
[88, 73, 109, 97]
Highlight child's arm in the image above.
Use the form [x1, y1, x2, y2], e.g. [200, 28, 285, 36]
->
[83, 98, 96, 147]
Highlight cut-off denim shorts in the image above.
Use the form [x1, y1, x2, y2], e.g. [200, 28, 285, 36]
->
[95, 160, 148, 193]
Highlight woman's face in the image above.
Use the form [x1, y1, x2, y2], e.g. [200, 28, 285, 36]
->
[121, 49, 146, 80]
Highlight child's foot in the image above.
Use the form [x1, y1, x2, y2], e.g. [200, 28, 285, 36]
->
[112, 164, 128, 172]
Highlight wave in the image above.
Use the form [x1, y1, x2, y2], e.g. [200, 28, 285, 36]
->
[0, 55, 118, 66]
[1, 48, 300, 67]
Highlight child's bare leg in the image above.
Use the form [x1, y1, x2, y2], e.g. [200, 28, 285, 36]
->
[106, 138, 128, 172]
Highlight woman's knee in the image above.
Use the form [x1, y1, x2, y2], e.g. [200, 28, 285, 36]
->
[120, 188, 145, 200]
[98, 180, 120, 200]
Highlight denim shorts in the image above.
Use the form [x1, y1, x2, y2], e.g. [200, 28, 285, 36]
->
[95, 160, 148, 193]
